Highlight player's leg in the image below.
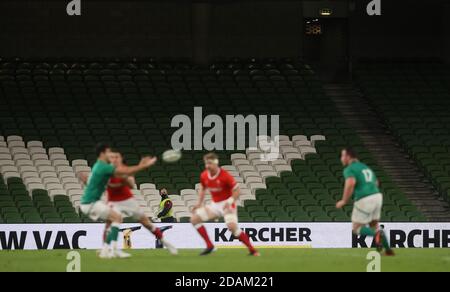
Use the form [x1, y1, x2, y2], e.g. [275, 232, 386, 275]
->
[80, 203, 112, 258]
[352, 196, 377, 237]
[139, 215, 178, 255]
[105, 210, 122, 244]
[119, 199, 161, 237]
[103, 220, 112, 243]
[105, 208, 122, 244]
[352, 221, 381, 252]
[353, 222, 376, 236]
[225, 213, 259, 256]
[139, 215, 164, 239]
[369, 220, 385, 252]
[119, 199, 161, 239]
[369, 221, 378, 229]
[112, 198, 178, 255]
[81, 201, 129, 258]
[97, 219, 112, 258]
[352, 195, 393, 254]
[139, 216, 162, 238]
[371, 194, 394, 255]
[103, 202, 115, 242]
[104, 205, 131, 258]
[81, 201, 133, 259]
[191, 206, 218, 255]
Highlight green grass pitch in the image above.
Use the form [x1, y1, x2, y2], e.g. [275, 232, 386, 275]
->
[0, 249, 449, 272]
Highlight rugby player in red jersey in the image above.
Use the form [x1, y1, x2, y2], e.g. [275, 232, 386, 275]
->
[102, 151, 177, 256]
[190, 153, 259, 256]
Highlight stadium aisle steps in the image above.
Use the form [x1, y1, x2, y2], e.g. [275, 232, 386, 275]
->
[354, 61, 450, 221]
[325, 84, 447, 221]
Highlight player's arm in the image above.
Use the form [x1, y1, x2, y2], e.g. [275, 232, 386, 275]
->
[108, 181, 123, 188]
[336, 177, 356, 209]
[231, 185, 240, 201]
[125, 176, 136, 188]
[224, 172, 239, 208]
[78, 172, 90, 185]
[114, 157, 157, 176]
[193, 185, 206, 212]
[224, 185, 240, 210]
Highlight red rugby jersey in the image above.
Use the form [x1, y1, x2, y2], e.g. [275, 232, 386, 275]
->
[200, 168, 238, 203]
[107, 177, 134, 202]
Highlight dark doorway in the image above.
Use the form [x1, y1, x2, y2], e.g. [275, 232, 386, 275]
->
[303, 18, 349, 82]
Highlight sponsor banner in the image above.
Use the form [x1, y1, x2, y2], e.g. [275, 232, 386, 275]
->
[0, 223, 449, 250]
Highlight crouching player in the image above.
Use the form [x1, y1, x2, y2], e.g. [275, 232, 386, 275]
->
[191, 153, 259, 256]
[336, 148, 394, 256]
[102, 151, 178, 255]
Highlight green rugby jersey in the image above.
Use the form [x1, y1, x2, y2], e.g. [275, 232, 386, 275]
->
[81, 160, 115, 204]
[343, 161, 380, 201]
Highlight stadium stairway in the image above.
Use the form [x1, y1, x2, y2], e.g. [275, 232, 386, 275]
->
[325, 84, 450, 221]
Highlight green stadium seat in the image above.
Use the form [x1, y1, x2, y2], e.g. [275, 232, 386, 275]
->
[356, 62, 450, 210]
[44, 217, 63, 223]
[179, 217, 191, 223]
[0, 58, 430, 224]
[6, 217, 24, 224]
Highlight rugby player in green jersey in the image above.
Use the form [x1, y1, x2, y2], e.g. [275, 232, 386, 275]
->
[80, 143, 157, 258]
[336, 148, 394, 256]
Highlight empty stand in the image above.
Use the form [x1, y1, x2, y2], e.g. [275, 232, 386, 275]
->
[326, 83, 450, 221]
[355, 61, 450, 221]
[0, 58, 426, 223]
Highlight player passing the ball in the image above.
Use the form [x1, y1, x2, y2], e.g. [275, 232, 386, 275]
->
[336, 147, 394, 256]
[80, 143, 159, 258]
[190, 153, 260, 256]
[100, 151, 177, 256]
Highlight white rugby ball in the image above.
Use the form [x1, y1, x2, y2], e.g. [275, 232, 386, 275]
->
[162, 149, 182, 163]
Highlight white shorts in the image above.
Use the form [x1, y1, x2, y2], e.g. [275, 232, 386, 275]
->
[108, 198, 144, 220]
[80, 201, 114, 222]
[196, 200, 238, 224]
[352, 193, 383, 224]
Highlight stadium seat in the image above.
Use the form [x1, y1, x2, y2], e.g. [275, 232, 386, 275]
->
[0, 58, 426, 223]
[356, 61, 450, 210]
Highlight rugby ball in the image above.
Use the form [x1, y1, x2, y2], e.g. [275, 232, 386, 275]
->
[162, 149, 182, 163]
